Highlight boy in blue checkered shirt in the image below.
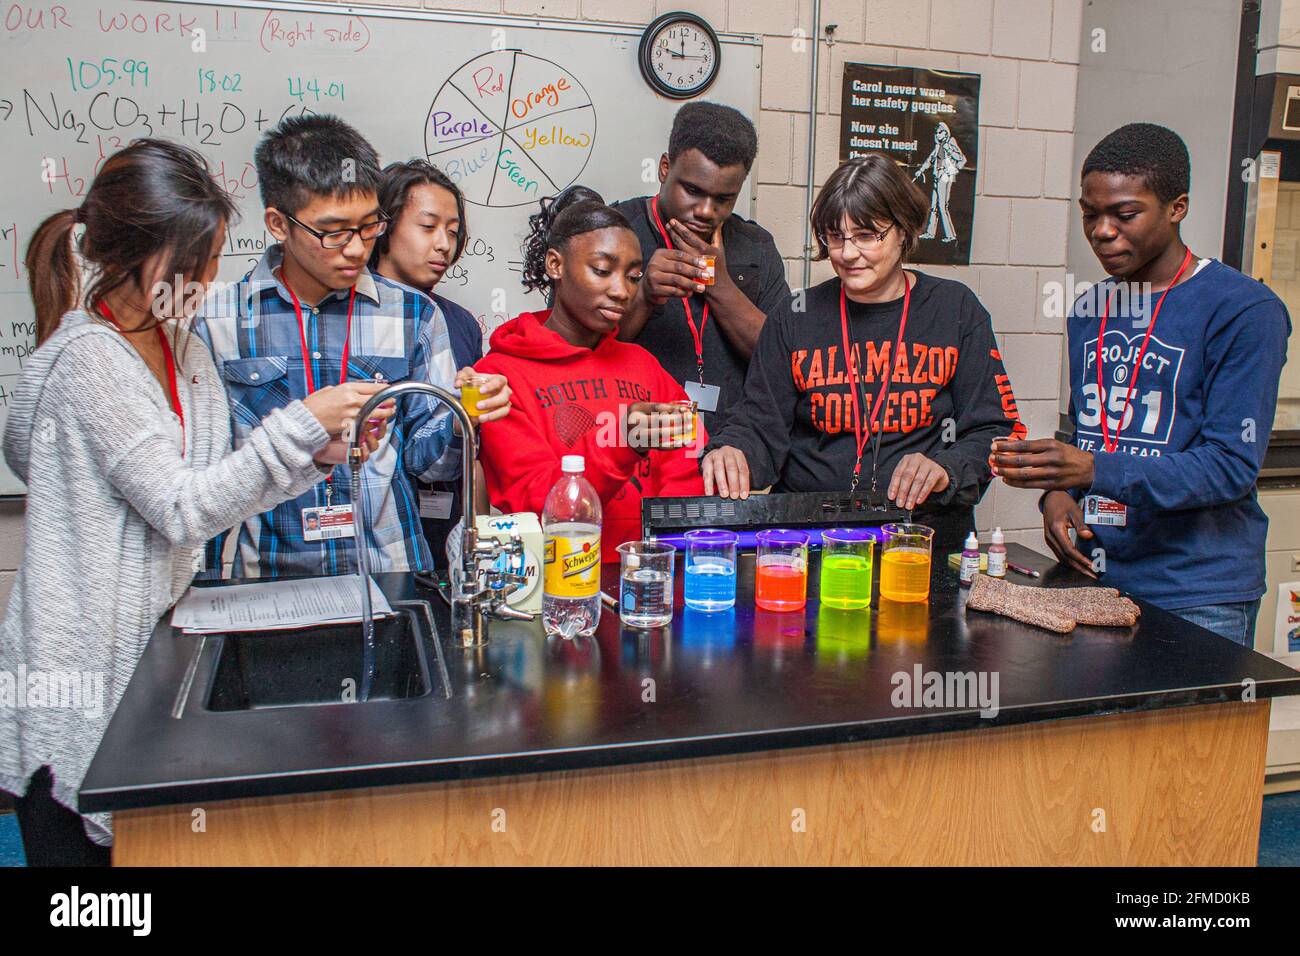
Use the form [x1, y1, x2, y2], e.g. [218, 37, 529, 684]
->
[193, 115, 511, 579]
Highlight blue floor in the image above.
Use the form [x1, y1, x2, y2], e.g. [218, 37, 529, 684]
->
[1, 792, 1297, 866]
[1257, 790, 1300, 867]
[0, 813, 24, 867]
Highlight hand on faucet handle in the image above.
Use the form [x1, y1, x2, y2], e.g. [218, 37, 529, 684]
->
[314, 411, 388, 466]
[303, 383, 395, 437]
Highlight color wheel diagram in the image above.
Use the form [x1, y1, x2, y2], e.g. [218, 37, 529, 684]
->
[425, 50, 597, 208]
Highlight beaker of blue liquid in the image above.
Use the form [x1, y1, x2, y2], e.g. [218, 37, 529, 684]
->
[683, 529, 738, 612]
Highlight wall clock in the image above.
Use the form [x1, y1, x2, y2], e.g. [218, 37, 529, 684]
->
[638, 12, 721, 99]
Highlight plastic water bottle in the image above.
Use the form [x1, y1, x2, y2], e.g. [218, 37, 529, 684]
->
[542, 455, 602, 638]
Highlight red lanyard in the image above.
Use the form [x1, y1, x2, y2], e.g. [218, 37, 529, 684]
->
[649, 195, 708, 384]
[839, 275, 910, 490]
[283, 279, 357, 500]
[97, 301, 185, 455]
[284, 280, 356, 393]
[1095, 248, 1192, 453]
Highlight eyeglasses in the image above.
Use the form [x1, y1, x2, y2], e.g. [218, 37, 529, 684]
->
[284, 212, 390, 249]
[820, 224, 895, 253]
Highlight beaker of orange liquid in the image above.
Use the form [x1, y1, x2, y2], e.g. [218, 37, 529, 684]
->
[755, 528, 809, 612]
[671, 399, 698, 444]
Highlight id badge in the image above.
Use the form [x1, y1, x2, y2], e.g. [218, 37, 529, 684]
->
[683, 380, 721, 412]
[1082, 495, 1127, 527]
[420, 491, 454, 520]
[303, 504, 356, 540]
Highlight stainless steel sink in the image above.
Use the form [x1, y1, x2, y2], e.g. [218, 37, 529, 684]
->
[202, 600, 448, 712]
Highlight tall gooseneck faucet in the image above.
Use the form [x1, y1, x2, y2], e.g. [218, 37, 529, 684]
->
[347, 382, 530, 654]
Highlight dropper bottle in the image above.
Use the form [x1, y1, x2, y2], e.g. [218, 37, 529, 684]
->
[959, 531, 980, 587]
[988, 527, 1007, 579]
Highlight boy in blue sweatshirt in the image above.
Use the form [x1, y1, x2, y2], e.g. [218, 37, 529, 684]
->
[992, 123, 1291, 645]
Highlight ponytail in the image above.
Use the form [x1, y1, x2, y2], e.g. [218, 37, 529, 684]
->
[26, 209, 81, 346]
[521, 185, 631, 296]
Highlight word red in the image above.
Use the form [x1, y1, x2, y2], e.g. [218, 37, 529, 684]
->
[471, 67, 506, 98]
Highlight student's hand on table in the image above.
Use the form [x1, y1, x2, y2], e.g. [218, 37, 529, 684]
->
[888, 453, 950, 510]
[991, 438, 1094, 491]
[642, 235, 710, 306]
[667, 219, 730, 298]
[1041, 489, 1097, 579]
[625, 401, 693, 455]
[701, 446, 751, 500]
[451, 368, 511, 435]
[314, 415, 388, 466]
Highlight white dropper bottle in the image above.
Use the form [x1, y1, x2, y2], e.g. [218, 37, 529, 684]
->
[988, 527, 1007, 579]
[959, 531, 981, 586]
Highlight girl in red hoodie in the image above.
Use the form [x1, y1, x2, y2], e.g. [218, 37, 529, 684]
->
[476, 187, 705, 561]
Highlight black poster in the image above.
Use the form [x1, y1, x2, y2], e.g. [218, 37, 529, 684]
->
[838, 63, 980, 266]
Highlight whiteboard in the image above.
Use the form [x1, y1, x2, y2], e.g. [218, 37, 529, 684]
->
[0, 0, 761, 495]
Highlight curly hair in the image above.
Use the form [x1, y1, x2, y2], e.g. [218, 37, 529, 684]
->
[667, 101, 758, 172]
[520, 185, 632, 295]
[1081, 123, 1190, 204]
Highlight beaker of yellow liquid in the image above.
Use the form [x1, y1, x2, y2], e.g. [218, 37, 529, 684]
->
[459, 375, 485, 418]
[879, 523, 935, 603]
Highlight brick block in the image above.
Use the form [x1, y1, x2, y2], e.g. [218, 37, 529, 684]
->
[978, 265, 1040, 333]
[864, 0, 930, 47]
[1008, 197, 1069, 266]
[929, 0, 993, 55]
[992, 0, 1053, 59]
[1017, 60, 1077, 132]
[982, 127, 1046, 197]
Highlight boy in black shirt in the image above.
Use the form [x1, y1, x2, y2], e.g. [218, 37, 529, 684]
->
[611, 102, 789, 435]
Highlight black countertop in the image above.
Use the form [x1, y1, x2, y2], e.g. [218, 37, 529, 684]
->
[80, 544, 1300, 813]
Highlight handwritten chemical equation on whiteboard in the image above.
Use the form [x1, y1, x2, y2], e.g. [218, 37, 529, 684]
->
[425, 50, 596, 208]
[0, 1, 754, 496]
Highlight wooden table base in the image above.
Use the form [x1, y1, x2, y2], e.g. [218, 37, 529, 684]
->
[112, 700, 1272, 866]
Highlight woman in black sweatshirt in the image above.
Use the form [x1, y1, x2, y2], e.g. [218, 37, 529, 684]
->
[702, 155, 1025, 546]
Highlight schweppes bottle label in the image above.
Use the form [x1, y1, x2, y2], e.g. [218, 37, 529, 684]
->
[544, 534, 600, 598]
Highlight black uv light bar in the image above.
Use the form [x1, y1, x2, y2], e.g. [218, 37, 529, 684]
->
[641, 491, 912, 546]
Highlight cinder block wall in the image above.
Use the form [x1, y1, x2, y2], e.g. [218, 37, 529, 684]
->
[0, 1, 1086, 604]
[416, 0, 1082, 549]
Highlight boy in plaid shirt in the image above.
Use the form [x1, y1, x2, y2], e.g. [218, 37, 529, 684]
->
[194, 116, 510, 578]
